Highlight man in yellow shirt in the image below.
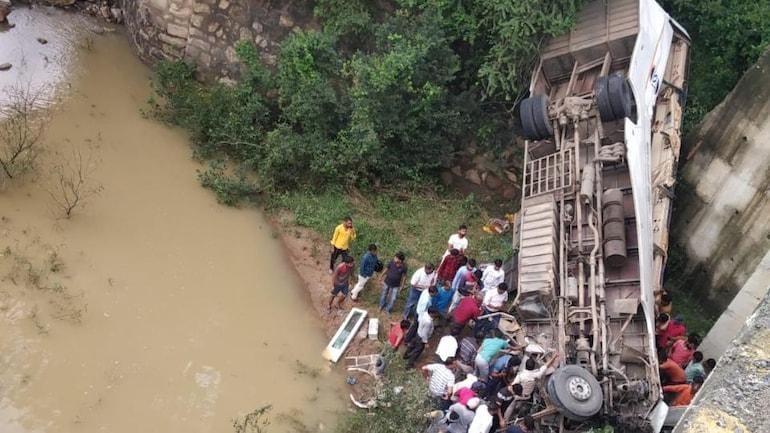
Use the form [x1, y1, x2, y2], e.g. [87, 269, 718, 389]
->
[329, 216, 356, 273]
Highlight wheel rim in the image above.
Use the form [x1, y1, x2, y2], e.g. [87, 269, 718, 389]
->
[568, 376, 592, 401]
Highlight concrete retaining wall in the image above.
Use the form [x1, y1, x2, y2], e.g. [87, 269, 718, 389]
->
[670, 48, 770, 315]
[120, 0, 314, 80]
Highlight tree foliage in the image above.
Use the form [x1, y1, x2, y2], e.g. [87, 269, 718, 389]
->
[150, 1, 583, 197]
[661, 0, 770, 132]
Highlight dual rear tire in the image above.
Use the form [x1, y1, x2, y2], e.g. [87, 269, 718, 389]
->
[520, 94, 553, 140]
[595, 72, 635, 122]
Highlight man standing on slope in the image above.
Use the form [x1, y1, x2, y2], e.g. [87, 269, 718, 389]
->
[328, 255, 355, 311]
[443, 224, 469, 259]
[351, 243, 378, 301]
[329, 216, 356, 274]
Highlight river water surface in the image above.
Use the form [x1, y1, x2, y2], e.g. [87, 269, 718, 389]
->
[1, 8, 343, 433]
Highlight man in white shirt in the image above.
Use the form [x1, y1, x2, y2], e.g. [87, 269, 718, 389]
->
[404, 307, 440, 368]
[513, 354, 559, 400]
[468, 403, 494, 433]
[443, 224, 469, 258]
[402, 263, 437, 320]
[482, 282, 509, 314]
[415, 286, 438, 318]
[480, 259, 505, 292]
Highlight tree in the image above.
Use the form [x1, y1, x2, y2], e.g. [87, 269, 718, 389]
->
[45, 143, 103, 219]
[0, 84, 51, 183]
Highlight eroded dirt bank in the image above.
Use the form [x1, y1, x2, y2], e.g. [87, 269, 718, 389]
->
[0, 12, 343, 433]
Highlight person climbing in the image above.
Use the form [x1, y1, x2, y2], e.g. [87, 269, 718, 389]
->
[402, 262, 437, 319]
[658, 349, 687, 385]
[351, 243, 378, 301]
[379, 252, 408, 314]
[512, 354, 559, 401]
[329, 216, 356, 273]
[443, 224, 469, 258]
[663, 375, 704, 406]
[328, 255, 354, 311]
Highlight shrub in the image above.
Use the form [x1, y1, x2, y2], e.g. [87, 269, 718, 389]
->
[149, 2, 586, 195]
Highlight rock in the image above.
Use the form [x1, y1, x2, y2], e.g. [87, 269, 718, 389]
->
[37, 37, 48, 45]
[503, 169, 518, 183]
[465, 169, 481, 185]
[450, 165, 463, 177]
[279, 15, 294, 28]
[0, 0, 10, 24]
[218, 0, 230, 10]
[251, 21, 263, 33]
[0, 62, 11, 71]
[485, 173, 502, 190]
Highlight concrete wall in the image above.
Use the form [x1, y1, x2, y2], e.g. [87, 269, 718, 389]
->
[670, 48, 770, 312]
[120, 0, 314, 80]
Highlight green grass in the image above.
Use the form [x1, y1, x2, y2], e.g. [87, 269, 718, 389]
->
[266, 188, 515, 310]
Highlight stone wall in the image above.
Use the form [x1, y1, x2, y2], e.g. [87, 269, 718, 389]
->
[669, 48, 770, 311]
[119, 0, 314, 80]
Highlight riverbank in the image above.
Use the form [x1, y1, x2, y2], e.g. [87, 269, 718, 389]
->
[262, 189, 515, 338]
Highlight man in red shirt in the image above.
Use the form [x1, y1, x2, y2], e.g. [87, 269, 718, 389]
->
[388, 320, 410, 349]
[328, 255, 355, 311]
[663, 375, 704, 406]
[450, 293, 481, 335]
[658, 349, 687, 384]
[437, 249, 463, 283]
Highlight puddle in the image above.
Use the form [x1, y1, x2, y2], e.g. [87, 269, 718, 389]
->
[0, 10, 343, 433]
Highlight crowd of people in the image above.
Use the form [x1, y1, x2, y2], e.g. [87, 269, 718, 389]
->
[654, 293, 717, 407]
[326, 217, 559, 433]
[325, 216, 718, 433]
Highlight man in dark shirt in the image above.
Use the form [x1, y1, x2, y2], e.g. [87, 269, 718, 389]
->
[328, 255, 355, 311]
[351, 244, 378, 301]
[379, 252, 408, 314]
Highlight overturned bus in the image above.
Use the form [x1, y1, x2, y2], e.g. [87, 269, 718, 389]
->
[513, 0, 689, 431]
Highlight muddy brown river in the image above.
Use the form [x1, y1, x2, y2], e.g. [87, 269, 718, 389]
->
[1, 8, 343, 433]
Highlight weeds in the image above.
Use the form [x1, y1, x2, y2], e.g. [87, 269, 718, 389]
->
[197, 160, 260, 206]
[232, 405, 271, 433]
[293, 360, 321, 379]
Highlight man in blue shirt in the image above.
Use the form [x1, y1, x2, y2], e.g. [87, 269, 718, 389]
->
[432, 280, 455, 316]
[351, 244, 378, 301]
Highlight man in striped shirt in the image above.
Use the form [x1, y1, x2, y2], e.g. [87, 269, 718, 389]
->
[422, 357, 456, 410]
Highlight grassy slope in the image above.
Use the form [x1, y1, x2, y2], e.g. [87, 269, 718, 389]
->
[266, 188, 515, 309]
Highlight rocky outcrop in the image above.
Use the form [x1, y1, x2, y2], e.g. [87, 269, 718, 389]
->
[119, 0, 314, 80]
[440, 140, 523, 213]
